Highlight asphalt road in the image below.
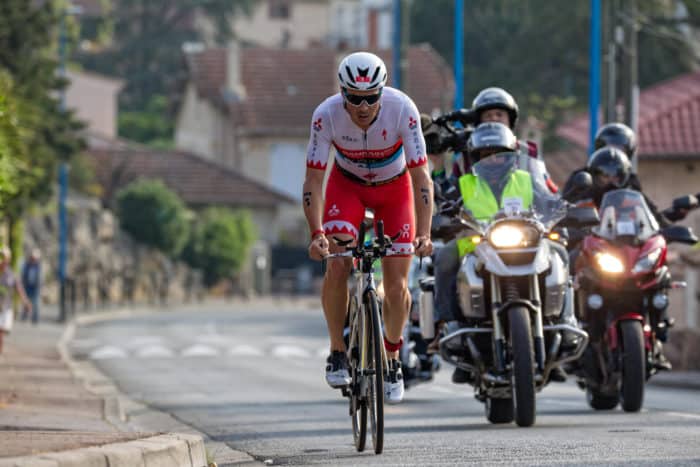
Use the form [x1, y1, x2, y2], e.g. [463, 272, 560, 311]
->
[70, 303, 700, 466]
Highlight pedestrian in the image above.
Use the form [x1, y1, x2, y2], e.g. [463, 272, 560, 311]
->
[21, 248, 42, 324]
[0, 246, 32, 354]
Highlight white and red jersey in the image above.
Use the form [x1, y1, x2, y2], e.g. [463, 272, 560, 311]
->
[306, 86, 427, 184]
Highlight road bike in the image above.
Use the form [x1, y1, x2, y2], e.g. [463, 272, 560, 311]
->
[324, 219, 397, 454]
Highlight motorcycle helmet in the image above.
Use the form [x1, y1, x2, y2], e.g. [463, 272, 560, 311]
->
[337, 52, 387, 91]
[467, 122, 518, 164]
[472, 87, 519, 128]
[594, 122, 637, 160]
[587, 146, 632, 191]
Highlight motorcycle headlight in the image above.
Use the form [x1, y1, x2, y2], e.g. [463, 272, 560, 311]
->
[594, 252, 624, 274]
[632, 247, 662, 274]
[488, 223, 539, 248]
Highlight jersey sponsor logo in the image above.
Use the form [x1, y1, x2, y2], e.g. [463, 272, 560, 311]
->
[408, 116, 417, 130]
[313, 117, 323, 132]
[333, 140, 403, 161]
[341, 135, 359, 142]
[400, 223, 411, 239]
[328, 204, 340, 217]
[382, 128, 387, 140]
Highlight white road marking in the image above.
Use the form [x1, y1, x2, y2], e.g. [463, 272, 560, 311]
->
[271, 345, 311, 359]
[229, 345, 264, 357]
[136, 344, 174, 358]
[181, 344, 220, 357]
[664, 411, 700, 421]
[90, 346, 128, 360]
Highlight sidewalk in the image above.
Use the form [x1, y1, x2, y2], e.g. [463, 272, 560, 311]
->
[0, 305, 207, 467]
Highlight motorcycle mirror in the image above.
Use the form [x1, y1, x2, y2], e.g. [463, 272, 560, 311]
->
[563, 171, 593, 199]
[672, 194, 699, 211]
[660, 225, 699, 245]
[561, 206, 600, 228]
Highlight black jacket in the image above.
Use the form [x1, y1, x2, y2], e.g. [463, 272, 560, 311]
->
[563, 168, 670, 227]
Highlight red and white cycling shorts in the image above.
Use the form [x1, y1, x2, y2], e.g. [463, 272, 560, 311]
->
[322, 166, 415, 256]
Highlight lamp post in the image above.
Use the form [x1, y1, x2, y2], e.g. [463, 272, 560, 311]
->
[453, 0, 464, 109]
[589, 0, 602, 156]
[57, 3, 82, 322]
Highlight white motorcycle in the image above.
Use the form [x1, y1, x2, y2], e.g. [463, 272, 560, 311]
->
[419, 152, 598, 427]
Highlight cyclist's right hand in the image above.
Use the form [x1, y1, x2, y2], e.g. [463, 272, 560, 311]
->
[308, 233, 330, 261]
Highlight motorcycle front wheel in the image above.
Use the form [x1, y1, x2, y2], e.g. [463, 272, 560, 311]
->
[620, 320, 645, 412]
[509, 306, 536, 427]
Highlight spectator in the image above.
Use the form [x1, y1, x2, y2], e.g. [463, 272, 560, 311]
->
[21, 248, 42, 324]
[0, 247, 31, 354]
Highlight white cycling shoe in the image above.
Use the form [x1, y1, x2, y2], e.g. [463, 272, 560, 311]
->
[384, 359, 404, 404]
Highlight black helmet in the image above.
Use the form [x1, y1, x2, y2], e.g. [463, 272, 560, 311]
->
[594, 122, 637, 159]
[587, 146, 632, 190]
[467, 122, 518, 163]
[472, 87, 519, 128]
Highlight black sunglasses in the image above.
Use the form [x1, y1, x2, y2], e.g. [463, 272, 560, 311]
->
[343, 89, 382, 106]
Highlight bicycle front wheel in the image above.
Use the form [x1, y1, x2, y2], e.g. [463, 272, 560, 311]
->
[348, 295, 367, 452]
[365, 290, 384, 454]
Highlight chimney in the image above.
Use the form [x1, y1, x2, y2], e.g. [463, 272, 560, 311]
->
[226, 39, 246, 99]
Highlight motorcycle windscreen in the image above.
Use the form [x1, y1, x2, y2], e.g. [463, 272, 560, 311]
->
[594, 189, 660, 243]
[469, 151, 566, 229]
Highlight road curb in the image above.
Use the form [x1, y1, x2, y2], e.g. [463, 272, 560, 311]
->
[56, 304, 263, 466]
[0, 433, 206, 467]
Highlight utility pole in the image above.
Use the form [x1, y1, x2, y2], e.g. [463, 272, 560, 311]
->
[454, 0, 464, 109]
[57, 3, 82, 322]
[400, 0, 411, 93]
[589, 0, 602, 155]
[621, 0, 639, 171]
[392, 0, 401, 89]
[603, 0, 619, 122]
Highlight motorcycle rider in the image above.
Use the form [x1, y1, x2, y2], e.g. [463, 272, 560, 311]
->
[430, 122, 572, 383]
[566, 146, 677, 359]
[429, 87, 559, 197]
[563, 122, 689, 223]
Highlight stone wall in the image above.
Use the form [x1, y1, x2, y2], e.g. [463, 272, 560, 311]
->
[23, 194, 204, 310]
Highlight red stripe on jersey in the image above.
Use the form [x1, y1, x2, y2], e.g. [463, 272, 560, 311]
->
[333, 139, 403, 160]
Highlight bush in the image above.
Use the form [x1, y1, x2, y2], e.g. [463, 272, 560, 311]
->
[116, 179, 190, 257]
[182, 208, 257, 286]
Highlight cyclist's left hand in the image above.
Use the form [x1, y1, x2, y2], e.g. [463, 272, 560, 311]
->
[413, 235, 433, 257]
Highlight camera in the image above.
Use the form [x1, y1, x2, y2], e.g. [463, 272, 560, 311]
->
[422, 108, 477, 154]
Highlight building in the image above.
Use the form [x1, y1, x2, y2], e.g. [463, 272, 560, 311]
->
[175, 41, 454, 241]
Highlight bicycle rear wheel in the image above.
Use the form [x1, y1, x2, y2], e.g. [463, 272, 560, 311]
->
[348, 295, 367, 452]
[365, 290, 384, 454]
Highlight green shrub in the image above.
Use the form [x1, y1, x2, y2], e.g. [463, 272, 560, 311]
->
[116, 179, 190, 257]
[182, 208, 257, 286]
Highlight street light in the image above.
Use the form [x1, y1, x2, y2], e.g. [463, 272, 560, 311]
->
[57, 2, 83, 322]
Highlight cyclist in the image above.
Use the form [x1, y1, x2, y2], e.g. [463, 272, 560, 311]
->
[303, 51, 434, 404]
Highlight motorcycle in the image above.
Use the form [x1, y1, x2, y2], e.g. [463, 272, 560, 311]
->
[401, 252, 441, 389]
[419, 152, 599, 427]
[572, 189, 698, 412]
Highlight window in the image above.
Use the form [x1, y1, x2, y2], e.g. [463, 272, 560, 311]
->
[268, 0, 291, 19]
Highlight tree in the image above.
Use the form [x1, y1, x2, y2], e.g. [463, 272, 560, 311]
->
[182, 208, 257, 286]
[75, 0, 256, 113]
[410, 0, 699, 134]
[0, 1, 85, 253]
[116, 179, 191, 257]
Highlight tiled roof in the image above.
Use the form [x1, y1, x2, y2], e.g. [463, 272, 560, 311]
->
[185, 43, 454, 134]
[88, 149, 296, 208]
[556, 70, 700, 157]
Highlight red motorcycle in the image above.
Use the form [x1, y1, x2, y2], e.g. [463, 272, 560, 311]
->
[573, 189, 697, 412]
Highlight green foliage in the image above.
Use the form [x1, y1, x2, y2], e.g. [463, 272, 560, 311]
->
[117, 95, 174, 148]
[0, 0, 85, 220]
[75, 0, 256, 113]
[182, 208, 257, 286]
[116, 179, 191, 257]
[0, 72, 24, 209]
[410, 0, 699, 134]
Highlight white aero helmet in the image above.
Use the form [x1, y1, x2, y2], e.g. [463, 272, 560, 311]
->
[337, 52, 388, 91]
